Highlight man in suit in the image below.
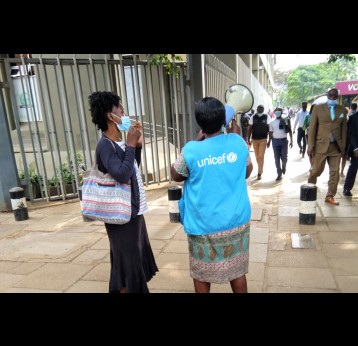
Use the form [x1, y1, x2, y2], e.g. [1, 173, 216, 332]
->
[307, 88, 348, 205]
[343, 106, 358, 197]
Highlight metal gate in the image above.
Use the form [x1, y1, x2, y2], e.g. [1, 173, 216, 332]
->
[1, 54, 191, 202]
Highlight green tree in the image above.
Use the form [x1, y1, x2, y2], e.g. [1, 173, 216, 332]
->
[273, 69, 290, 107]
[279, 59, 357, 107]
[328, 54, 356, 63]
[147, 54, 183, 78]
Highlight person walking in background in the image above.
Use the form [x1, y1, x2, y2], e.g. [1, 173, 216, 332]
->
[246, 105, 271, 180]
[288, 107, 294, 119]
[349, 102, 357, 117]
[343, 106, 358, 197]
[307, 88, 348, 205]
[240, 111, 251, 142]
[268, 107, 293, 181]
[89, 91, 158, 293]
[302, 104, 315, 166]
[339, 104, 355, 177]
[293, 102, 309, 158]
[339, 103, 356, 177]
[171, 97, 253, 293]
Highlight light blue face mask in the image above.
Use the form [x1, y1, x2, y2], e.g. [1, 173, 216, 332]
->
[112, 113, 131, 132]
[275, 111, 282, 118]
[327, 99, 338, 107]
[117, 116, 131, 132]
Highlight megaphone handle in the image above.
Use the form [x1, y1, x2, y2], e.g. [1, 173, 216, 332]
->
[226, 118, 241, 136]
[225, 105, 236, 126]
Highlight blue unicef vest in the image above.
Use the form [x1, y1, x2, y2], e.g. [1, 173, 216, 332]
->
[179, 133, 251, 235]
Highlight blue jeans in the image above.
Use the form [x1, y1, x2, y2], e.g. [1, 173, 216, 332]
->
[272, 138, 288, 177]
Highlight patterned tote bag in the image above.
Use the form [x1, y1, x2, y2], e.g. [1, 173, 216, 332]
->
[81, 139, 131, 224]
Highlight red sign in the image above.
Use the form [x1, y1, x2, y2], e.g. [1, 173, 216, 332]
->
[336, 80, 358, 95]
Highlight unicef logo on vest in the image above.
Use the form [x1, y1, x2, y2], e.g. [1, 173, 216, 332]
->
[197, 152, 238, 167]
[227, 152, 237, 163]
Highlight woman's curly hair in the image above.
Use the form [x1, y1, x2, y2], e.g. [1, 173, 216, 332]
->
[89, 91, 121, 131]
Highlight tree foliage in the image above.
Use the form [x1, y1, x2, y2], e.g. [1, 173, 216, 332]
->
[275, 58, 358, 108]
[147, 54, 183, 78]
[328, 54, 356, 63]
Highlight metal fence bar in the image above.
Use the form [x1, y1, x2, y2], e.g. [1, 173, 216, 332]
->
[158, 66, 171, 182]
[55, 55, 80, 195]
[37, 57, 65, 200]
[72, 55, 92, 171]
[146, 63, 160, 183]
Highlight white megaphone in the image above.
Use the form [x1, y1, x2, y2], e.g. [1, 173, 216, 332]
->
[224, 83, 254, 126]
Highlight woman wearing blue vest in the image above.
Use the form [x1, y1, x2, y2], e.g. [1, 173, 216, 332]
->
[171, 97, 253, 293]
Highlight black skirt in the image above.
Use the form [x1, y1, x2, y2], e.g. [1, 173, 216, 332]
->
[105, 214, 158, 293]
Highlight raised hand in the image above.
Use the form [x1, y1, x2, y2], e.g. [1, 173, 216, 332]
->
[126, 125, 141, 147]
[132, 121, 143, 146]
[227, 119, 241, 135]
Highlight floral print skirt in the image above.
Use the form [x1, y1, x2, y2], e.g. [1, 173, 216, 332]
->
[187, 222, 250, 284]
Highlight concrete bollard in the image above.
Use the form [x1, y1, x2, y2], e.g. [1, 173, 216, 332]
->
[78, 186, 93, 222]
[168, 186, 182, 223]
[299, 183, 317, 225]
[9, 187, 29, 221]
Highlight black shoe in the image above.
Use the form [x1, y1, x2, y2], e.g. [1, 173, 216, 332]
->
[282, 168, 286, 175]
[299, 148, 302, 154]
[343, 190, 353, 197]
[257, 174, 262, 180]
[276, 176, 282, 181]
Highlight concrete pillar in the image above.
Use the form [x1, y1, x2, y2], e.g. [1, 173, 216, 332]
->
[299, 183, 317, 225]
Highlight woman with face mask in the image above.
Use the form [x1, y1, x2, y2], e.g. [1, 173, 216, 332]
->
[88, 91, 158, 293]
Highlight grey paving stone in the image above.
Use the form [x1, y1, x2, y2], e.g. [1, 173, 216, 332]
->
[66, 280, 108, 293]
[267, 267, 336, 289]
[269, 251, 329, 268]
[82, 263, 110, 282]
[335, 276, 358, 293]
[0, 273, 26, 292]
[13, 263, 92, 291]
[250, 228, 269, 243]
[249, 243, 268, 263]
[164, 240, 188, 254]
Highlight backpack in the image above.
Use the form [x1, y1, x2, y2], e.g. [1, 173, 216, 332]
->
[241, 113, 250, 128]
[279, 117, 291, 133]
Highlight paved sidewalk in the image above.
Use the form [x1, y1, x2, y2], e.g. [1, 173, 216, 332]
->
[0, 143, 358, 293]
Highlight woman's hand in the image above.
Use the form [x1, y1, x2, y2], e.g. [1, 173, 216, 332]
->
[132, 121, 143, 146]
[126, 126, 141, 147]
[227, 119, 241, 135]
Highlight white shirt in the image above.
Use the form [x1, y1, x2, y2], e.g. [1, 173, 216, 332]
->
[293, 109, 309, 130]
[116, 141, 148, 215]
[269, 118, 288, 139]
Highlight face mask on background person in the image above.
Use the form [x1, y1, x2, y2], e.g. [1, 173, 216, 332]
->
[257, 112, 264, 117]
[327, 99, 338, 107]
[275, 111, 282, 118]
